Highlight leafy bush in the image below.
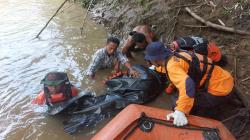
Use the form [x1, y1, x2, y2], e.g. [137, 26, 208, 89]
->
[76, 0, 92, 7]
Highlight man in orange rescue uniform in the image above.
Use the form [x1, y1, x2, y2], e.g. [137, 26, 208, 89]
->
[162, 36, 226, 94]
[144, 41, 234, 127]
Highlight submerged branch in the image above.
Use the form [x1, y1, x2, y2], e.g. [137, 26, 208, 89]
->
[35, 0, 69, 38]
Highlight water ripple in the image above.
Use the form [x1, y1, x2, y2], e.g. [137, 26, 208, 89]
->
[0, 0, 107, 139]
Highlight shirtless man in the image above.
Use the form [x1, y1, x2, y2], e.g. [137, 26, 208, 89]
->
[121, 25, 157, 58]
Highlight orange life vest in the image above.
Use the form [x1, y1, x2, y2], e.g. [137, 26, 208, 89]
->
[166, 52, 233, 114]
[156, 42, 221, 74]
[32, 86, 79, 105]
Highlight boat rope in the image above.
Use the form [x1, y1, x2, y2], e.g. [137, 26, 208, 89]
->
[123, 112, 220, 140]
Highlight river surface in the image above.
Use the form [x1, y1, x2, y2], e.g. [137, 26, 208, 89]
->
[0, 0, 171, 139]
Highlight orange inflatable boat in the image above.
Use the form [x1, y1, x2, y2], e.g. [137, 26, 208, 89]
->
[92, 104, 235, 140]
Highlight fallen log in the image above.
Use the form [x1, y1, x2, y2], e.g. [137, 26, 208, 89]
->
[185, 7, 250, 36]
[181, 24, 208, 28]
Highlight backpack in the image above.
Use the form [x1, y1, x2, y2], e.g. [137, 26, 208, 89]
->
[176, 36, 209, 56]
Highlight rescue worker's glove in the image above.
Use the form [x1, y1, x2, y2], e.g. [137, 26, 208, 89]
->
[149, 65, 156, 70]
[166, 110, 188, 126]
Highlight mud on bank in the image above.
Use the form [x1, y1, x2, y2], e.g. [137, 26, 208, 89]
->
[79, 0, 250, 139]
[86, 0, 250, 104]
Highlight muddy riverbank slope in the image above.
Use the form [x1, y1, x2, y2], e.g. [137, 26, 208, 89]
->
[80, 0, 250, 138]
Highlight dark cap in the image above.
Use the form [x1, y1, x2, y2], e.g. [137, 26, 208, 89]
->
[41, 72, 68, 86]
[129, 31, 137, 36]
[144, 41, 172, 61]
[129, 31, 146, 43]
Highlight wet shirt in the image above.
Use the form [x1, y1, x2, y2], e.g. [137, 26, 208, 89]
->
[86, 48, 128, 76]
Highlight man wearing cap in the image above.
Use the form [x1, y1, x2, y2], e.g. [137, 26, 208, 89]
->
[121, 25, 157, 58]
[33, 72, 79, 105]
[86, 36, 139, 78]
[144, 41, 234, 127]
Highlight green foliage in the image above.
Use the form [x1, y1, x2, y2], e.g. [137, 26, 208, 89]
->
[77, 0, 92, 7]
[221, 9, 229, 17]
[135, 0, 152, 12]
[136, 0, 145, 6]
[144, 2, 152, 12]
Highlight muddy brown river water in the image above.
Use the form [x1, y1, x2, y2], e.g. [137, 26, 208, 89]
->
[0, 0, 171, 139]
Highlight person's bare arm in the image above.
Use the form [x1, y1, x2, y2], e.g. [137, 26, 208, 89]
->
[86, 50, 103, 79]
[116, 50, 139, 77]
[121, 37, 135, 54]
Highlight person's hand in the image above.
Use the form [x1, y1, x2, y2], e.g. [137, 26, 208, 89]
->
[165, 83, 175, 95]
[129, 68, 140, 78]
[166, 110, 188, 126]
[145, 60, 152, 67]
[121, 47, 127, 54]
[114, 67, 121, 74]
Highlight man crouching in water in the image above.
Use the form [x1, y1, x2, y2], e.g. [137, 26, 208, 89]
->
[122, 25, 157, 58]
[144, 41, 234, 127]
[33, 72, 79, 106]
[86, 36, 139, 78]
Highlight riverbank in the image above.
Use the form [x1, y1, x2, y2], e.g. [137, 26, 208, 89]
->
[79, 0, 250, 139]
[81, 0, 250, 107]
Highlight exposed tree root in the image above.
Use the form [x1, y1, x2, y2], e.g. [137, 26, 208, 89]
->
[185, 7, 250, 36]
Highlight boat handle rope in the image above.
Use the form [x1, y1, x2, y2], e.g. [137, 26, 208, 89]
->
[122, 112, 221, 140]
